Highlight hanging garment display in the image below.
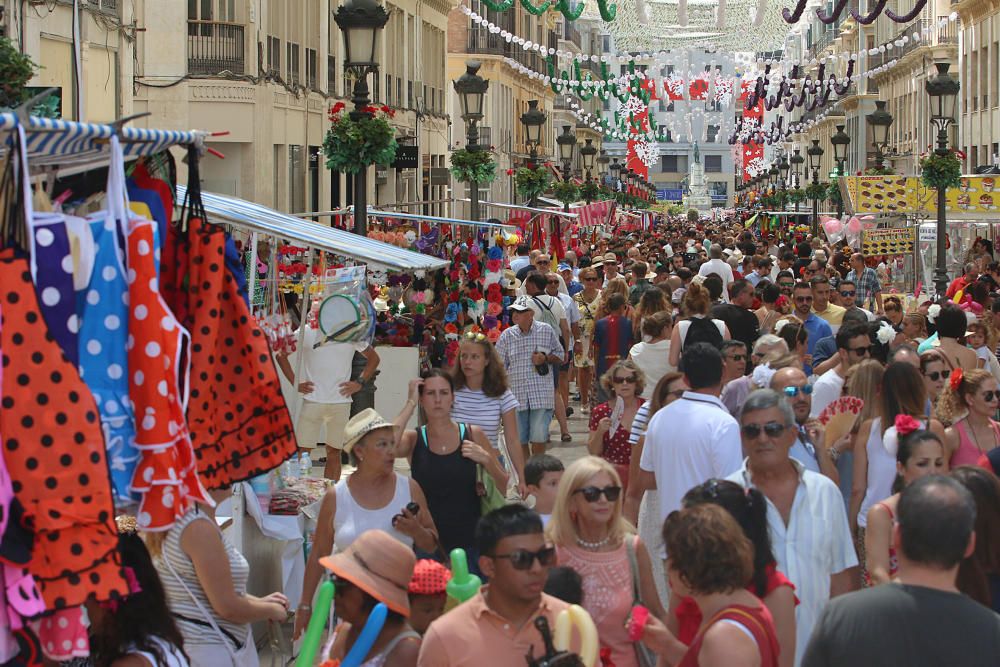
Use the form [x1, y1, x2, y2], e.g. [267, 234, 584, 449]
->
[127, 218, 209, 531]
[28, 218, 80, 367]
[163, 206, 297, 489]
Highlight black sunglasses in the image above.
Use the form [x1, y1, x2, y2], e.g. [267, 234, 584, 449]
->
[613, 376, 638, 384]
[741, 422, 788, 439]
[983, 390, 999, 402]
[492, 546, 557, 570]
[574, 485, 623, 502]
[849, 346, 872, 356]
[840, 290, 856, 298]
[924, 370, 951, 382]
[726, 354, 747, 362]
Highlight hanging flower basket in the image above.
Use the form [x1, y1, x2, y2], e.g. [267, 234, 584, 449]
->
[919, 150, 962, 191]
[805, 182, 827, 201]
[515, 164, 552, 201]
[826, 181, 842, 207]
[579, 181, 601, 202]
[551, 180, 580, 205]
[449, 148, 497, 184]
[787, 188, 806, 204]
[323, 102, 398, 175]
[0, 36, 38, 109]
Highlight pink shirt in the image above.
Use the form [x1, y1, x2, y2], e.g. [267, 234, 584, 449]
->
[556, 539, 638, 667]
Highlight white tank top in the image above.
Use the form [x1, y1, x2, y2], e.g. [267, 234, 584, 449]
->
[127, 636, 190, 667]
[858, 417, 925, 528]
[677, 316, 726, 346]
[333, 473, 414, 552]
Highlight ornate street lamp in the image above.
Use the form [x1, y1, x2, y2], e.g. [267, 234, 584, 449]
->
[790, 148, 804, 188]
[867, 100, 894, 170]
[830, 124, 851, 218]
[335, 0, 389, 236]
[520, 99, 546, 166]
[807, 139, 825, 236]
[779, 154, 790, 189]
[557, 125, 577, 181]
[597, 148, 610, 187]
[453, 61, 489, 223]
[926, 62, 961, 297]
[611, 158, 622, 191]
[581, 139, 597, 180]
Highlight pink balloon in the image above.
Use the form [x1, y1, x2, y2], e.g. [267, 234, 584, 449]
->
[823, 219, 843, 234]
[847, 218, 862, 234]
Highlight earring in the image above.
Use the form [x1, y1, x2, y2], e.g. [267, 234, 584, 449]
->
[357, 456, 364, 463]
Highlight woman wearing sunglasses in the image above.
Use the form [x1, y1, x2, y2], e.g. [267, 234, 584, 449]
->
[941, 368, 1000, 467]
[588, 360, 646, 490]
[548, 457, 668, 667]
[851, 363, 945, 572]
[920, 349, 950, 415]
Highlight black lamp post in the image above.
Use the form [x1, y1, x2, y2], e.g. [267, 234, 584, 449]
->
[768, 164, 780, 193]
[556, 125, 577, 212]
[807, 138, 825, 237]
[581, 139, 597, 202]
[597, 149, 610, 188]
[790, 148, 804, 215]
[926, 62, 961, 297]
[867, 100, 894, 170]
[611, 159, 621, 191]
[520, 99, 546, 205]
[454, 61, 489, 223]
[831, 124, 851, 219]
[779, 155, 790, 190]
[335, 0, 389, 236]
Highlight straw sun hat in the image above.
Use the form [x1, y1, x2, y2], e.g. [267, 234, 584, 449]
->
[319, 530, 417, 616]
[341, 408, 394, 454]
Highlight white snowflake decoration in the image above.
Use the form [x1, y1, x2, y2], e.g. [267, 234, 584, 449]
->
[622, 94, 648, 119]
[744, 155, 766, 177]
[633, 138, 659, 170]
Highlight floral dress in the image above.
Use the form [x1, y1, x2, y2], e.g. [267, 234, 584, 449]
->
[590, 398, 645, 489]
[573, 291, 601, 369]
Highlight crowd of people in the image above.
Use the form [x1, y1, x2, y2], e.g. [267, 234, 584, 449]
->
[87, 217, 1000, 667]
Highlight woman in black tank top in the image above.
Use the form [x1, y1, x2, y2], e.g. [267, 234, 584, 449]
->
[395, 370, 507, 566]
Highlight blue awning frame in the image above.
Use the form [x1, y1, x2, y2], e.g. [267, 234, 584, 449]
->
[177, 186, 449, 272]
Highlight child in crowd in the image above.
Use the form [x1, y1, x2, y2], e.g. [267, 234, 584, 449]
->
[967, 322, 992, 369]
[544, 566, 583, 605]
[525, 454, 565, 526]
[408, 559, 451, 635]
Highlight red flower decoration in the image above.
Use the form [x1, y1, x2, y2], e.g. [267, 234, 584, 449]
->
[506, 168, 514, 176]
[449, 290, 460, 303]
[894, 414, 921, 437]
[444, 323, 458, 334]
[950, 367, 964, 392]
[468, 288, 483, 301]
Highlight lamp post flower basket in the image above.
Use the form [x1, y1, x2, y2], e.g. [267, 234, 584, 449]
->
[515, 164, 552, 201]
[551, 181, 580, 206]
[579, 180, 601, 202]
[449, 148, 497, 184]
[323, 102, 398, 175]
[787, 188, 806, 205]
[826, 181, 842, 208]
[919, 150, 962, 191]
[805, 182, 827, 201]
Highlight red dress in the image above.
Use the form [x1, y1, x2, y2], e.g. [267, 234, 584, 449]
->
[678, 602, 780, 667]
[589, 399, 644, 489]
[675, 562, 797, 645]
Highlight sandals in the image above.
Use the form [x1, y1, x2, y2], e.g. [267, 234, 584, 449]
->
[561, 433, 573, 442]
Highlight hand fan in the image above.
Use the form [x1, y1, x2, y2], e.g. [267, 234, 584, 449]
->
[817, 396, 865, 446]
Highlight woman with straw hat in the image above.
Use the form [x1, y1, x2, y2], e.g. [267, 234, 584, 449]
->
[320, 530, 421, 665]
[294, 409, 439, 639]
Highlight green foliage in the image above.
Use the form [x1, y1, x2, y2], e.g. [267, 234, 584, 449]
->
[515, 165, 551, 201]
[551, 180, 580, 205]
[0, 37, 38, 109]
[864, 166, 896, 176]
[580, 180, 601, 202]
[449, 148, 496, 184]
[805, 182, 828, 201]
[686, 208, 699, 222]
[323, 104, 398, 175]
[787, 188, 806, 204]
[919, 151, 962, 191]
[826, 181, 842, 207]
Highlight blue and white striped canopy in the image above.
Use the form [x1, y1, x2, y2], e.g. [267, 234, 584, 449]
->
[0, 113, 204, 170]
[176, 186, 450, 273]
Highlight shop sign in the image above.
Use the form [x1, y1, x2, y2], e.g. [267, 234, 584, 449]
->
[862, 227, 916, 255]
[430, 167, 450, 185]
[375, 165, 388, 184]
[846, 176, 1000, 216]
[919, 225, 937, 242]
[392, 145, 419, 169]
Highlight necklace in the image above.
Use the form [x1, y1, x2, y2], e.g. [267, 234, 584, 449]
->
[575, 535, 610, 550]
[967, 417, 996, 454]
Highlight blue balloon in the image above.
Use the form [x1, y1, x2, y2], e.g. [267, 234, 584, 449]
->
[341, 602, 388, 667]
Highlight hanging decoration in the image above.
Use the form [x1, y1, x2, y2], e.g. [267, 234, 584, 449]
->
[919, 150, 963, 192]
[470, 0, 616, 20]
[323, 102, 398, 175]
[449, 149, 497, 185]
[552, 181, 581, 206]
[515, 165, 552, 201]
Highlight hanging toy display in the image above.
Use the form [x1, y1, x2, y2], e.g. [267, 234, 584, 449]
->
[315, 266, 377, 345]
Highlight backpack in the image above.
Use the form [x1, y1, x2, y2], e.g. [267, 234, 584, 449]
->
[530, 296, 563, 339]
[683, 317, 723, 351]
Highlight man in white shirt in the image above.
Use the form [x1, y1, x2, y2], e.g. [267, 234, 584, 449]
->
[810, 322, 873, 419]
[728, 388, 858, 667]
[697, 244, 734, 302]
[277, 316, 379, 481]
[627, 343, 743, 555]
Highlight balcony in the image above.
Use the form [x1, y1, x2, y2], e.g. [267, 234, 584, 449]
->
[468, 27, 547, 75]
[869, 17, 958, 69]
[87, 0, 118, 13]
[187, 21, 245, 75]
[562, 21, 581, 49]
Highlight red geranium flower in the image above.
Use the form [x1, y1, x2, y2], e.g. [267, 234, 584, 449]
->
[506, 168, 514, 176]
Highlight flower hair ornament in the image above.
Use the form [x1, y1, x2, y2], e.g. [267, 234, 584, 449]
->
[894, 414, 922, 437]
[927, 303, 942, 324]
[875, 321, 896, 345]
[752, 363, 777, 389]
[950, 367, 964, 392]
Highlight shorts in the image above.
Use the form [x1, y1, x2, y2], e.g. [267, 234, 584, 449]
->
[517, 408, 554, 445]
[295, 400, 352, 449]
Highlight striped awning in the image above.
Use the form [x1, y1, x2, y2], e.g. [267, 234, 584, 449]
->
[176, 186, 449, 272]
[0, 113, 206, 171]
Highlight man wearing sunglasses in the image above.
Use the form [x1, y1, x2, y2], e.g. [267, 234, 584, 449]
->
[626, 343, 743, 546]
[792, 282, 833, 376]
[771, 367, 844, 483]
[810, 323, 873, 420]
[419, 505, 575, 665]
[727, 389, 858, 667]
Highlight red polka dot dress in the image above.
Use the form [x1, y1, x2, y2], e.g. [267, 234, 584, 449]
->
[161, 215, 297, 488]
[0, 250, 127, 610]
[126, 221, 209, 531]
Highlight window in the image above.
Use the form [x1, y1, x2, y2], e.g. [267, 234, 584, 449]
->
[705, 155, 722, 172]
[286, 42, 300, 85]
[267, 36, 280, 75]
[327, 55, 336, 95]
[386, 74, 393, 106]
[306, 48, 317, 90]
[709, 181, 728, 198]
[408, 80, 413, 108]
[661, 155, 678, 172]
[289, 145, 305, 213]
[707, 125, 720, 143]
